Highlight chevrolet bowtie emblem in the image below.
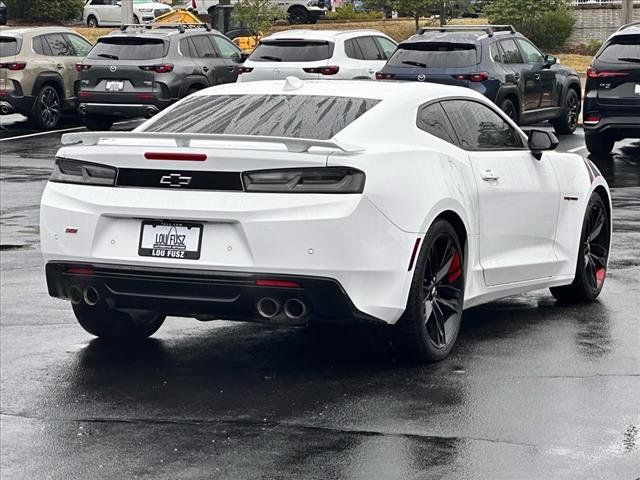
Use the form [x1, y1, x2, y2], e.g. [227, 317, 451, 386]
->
[160, 173, 192, 187]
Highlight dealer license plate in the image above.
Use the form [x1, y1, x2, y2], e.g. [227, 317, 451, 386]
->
[138, 221, 202, 260]
[105, 80, 124, 92]
[635, 84, 640, 96]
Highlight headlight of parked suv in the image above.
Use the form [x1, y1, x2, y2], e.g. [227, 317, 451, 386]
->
[242, 167, 365, 194]
[50, 158, 116, 186]
[138, 8, 153, 12]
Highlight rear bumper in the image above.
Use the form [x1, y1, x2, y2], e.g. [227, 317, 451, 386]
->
[46, 262, 379, 324]
[0, 93, 35, 116]
[583, 115, 640, 138]
[79, 101, 173, 119]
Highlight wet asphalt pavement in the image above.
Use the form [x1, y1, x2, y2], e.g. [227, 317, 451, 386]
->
[1, 115, 639, 479]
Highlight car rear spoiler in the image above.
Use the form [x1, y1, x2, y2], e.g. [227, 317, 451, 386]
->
[418, 25, 516, 36]
[61, 132, 364, 154]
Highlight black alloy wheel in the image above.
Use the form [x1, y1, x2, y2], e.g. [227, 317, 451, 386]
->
[396, 219, 465, 362]
[500, 98, 518, 124]
[551, 192, 610, 302]
[553, 88, 580, 135]
[87, 15, 98, 28]
[32, 85, 61, 129]
[288, 6, 309, 24]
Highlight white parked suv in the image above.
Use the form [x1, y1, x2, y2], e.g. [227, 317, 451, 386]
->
[237, 30, 398, 82]
[83, 0, 172, 27]
[187, 0, 327, 24]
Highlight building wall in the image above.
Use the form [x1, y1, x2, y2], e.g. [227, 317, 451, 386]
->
[570, 4, 640, 42]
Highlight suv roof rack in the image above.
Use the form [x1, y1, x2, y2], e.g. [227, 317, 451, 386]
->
[119, 22, 211, 34]
[417, 25, 516, 37]
[617, 21, 640, 32]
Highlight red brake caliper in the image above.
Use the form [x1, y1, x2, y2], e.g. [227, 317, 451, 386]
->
[448, 251, 461, 283]
[595, 267, 606, 287]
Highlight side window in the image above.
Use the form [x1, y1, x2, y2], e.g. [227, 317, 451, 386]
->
[65, 34, 92, 57]
[355, 36, 383, 61]
[212, 35, 241, 59]
[490, 42, 502, 63]
[441, 100, 523, 150]
[516, 39, 544, 64]
[191, 35, 217, 58]
[180, 38, 194, 57]
[344, 39, 363, 60]
[375, 37, 397, 60]
[417, 102, 458, 145]
[33, 35, 51, 56]
[499, 39, 524, 64]
[44, 34, 73, 56]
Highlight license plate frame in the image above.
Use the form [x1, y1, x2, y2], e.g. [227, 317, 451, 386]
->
[138, 220, 203, 260]
[105, 80, 125, 92]
[635, 83, 640, 96]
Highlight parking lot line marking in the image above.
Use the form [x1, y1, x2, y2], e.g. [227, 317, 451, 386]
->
[568, 146, 587, 153]
[0, 126, 86, 142]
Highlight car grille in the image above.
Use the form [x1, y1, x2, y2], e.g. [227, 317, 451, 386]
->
[116, 169, 244, 191]
[154, 8, 171, 17]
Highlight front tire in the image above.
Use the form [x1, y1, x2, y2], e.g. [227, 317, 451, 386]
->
[288, 6, 309, 24]
[395, 219, 465, 363]
[31, 85, 61, 130]
[585, 132, 615, 157]
[500, 98, 519, 124]
[73, 303, 165, 339]
[552, 88, 579, 135]
[83, 114, 114, 131]
[550, 192, 610, 303]
[87, 15, 98, 27]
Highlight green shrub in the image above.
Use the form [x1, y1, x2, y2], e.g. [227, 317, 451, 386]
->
[325, 4, 384, 21]
[485, 0, 575, 51]
[4, 0, 84, 22]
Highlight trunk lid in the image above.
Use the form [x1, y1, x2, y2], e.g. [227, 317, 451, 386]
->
[593, 34, 640, 110]
[0, 35, 20, 92]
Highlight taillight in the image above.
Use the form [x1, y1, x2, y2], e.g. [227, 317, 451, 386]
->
[303, 66, 340, 75]
[587, 67, 629, 79]
[584, 113, 601, 125]
[0, 61, 27, 71]
[75, 63, 91, 72]
[375, 72, 394, 80]
[191, 0, 197, 8]
[234, 66, 253, 75]
[452, 72, 489, 82]
[139, 64, 174, 73]
[255, 279, 301, 288]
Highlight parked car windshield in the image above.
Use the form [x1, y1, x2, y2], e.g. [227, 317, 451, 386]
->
[597, 35, 640, 62]
[0, 37, 19, 57]
[388, 42, 479, 68]
[249, 40, 334, 62]
[87, 37, 167, 61]
[142, 94, 380, 140]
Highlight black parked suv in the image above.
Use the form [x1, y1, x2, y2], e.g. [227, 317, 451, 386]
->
[376, 25, 582, 134]
[583, 22, 640, 156]
[77, 23, 243, 130]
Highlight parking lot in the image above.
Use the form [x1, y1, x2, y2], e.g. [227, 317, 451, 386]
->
[1, 114, 639, 479]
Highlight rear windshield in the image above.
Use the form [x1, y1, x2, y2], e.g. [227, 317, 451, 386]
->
[597, 35, 640, 63]
[249, 40, 334, 62]
[143, 94, 380, 140]
[88, 37, 167, 61]
[0, 37, 20, 57]
[388, 42, 479, 68]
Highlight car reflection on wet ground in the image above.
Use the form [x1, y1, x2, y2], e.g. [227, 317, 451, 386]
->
[0, 118, 639, 479]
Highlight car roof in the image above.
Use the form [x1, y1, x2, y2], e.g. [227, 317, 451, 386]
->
[402, 30, 521, 45]
[612, 22, 640, 37]
[0, 26, 77, 38]
[262, 29, 390, 41]
[104, 26, 221, 40]
[194, 78, 485, 103]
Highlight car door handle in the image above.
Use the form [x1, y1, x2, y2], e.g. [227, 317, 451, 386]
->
[513, 73, 520, 81]
[368, 69, 375, 74]
[534, 73, 541, 80]
[203, 66, 209, 72]
[480, 170, 500, 181]
[56, 63, 64, 69]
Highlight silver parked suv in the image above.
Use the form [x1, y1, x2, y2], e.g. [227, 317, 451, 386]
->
[76, 23, 243, 130]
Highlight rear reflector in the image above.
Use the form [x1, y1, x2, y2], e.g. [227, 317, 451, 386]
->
[136, 93, 155, 100]
[75, 63, 91, 72]
[66, 267, 95, 275]
[144, 152, 207, 161]
[584, 113, 601, 125]
[408, 238, 421, 271]
[375, 72, 394, 80]
[235, 66, 254, 75]
[256, 279, 301, 288]
[587, 67, 629, 79]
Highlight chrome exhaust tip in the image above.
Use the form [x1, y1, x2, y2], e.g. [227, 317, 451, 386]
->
[68, 285, 83, 305]
[284, 298, 307, 320]
[78, 104, 88, 116]
[257, 297, 280, 319]
[83, 286, 100, 306]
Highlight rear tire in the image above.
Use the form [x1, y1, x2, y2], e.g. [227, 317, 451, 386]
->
[395, 219, 465, 363]
[585, 132, 615, 157]
[133, 14, 140, 24]
[83, 114, 114, 131]
[500, 98, 519, 124]
[73, 303, 165, 339]
[31, 85, 61, 130]
[87, 15, 98, 28]
[288, 6, 309, 24]
[552, 88, 579, 135]
[550, 192, 610, 303]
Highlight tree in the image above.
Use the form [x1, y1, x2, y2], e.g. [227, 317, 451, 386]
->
[364, 0, 442, 32]
[484, 0, 575, 50]
[232, 0, 286, 43]
[3, 0, 83, 22]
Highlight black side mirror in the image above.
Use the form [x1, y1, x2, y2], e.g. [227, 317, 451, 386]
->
[240, 52, 250, 62]
[528, 129, 559, 159]
[543, 54, 557, 68]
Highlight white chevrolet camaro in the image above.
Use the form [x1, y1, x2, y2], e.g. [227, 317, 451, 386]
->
[40, 78, 611, 362]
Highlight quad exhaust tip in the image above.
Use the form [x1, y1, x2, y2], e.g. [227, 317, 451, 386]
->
[257, 297, 280, 319]
[83, 286, 100, 306]
[284, 298, 308, 320]
[67, 285, 83, 305]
